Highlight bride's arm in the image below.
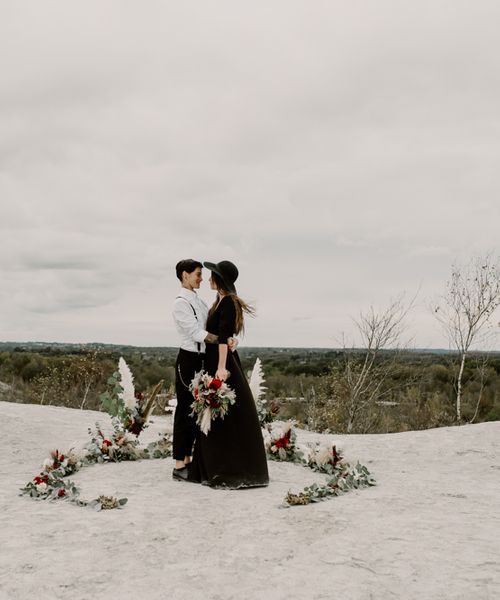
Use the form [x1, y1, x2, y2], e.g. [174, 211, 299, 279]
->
[215, 297, 236, 381]
[216, 345, 229, 381]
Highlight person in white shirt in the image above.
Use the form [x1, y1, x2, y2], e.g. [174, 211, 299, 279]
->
[172, 259, 236, 481]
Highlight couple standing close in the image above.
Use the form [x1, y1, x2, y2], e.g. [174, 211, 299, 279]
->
[172, 259, 269, 489]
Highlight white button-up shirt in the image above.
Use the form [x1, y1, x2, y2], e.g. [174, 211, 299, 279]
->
[172, 288, 209, 353]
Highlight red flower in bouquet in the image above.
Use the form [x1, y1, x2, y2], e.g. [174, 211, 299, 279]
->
[34, 474, 49, 485]
[102, 439, 112, 448]
[208, 392, 221, 408]
[57, 489, 66, 498]
[208, 378, 223, 391]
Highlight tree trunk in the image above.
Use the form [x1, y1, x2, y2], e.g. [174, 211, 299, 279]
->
[346, 399, 356, 433]
[456, 353, 467, 422]
[80, 382, 92, 410]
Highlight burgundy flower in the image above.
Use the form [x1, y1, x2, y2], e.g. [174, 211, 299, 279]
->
[57, 489, 66, 498]
[130, 422, 143, 435]
[34, 474, 49, 485]
[275, 435, 290, 449]
[209, 378, 223, 391]
[330, 445, 342, 468]
[102, 439, 112, 447]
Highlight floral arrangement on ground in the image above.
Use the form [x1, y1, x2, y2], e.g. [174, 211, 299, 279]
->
[20, 358, 376, 510]
[263, 420, 376, 506]
[20, 357, 171, 510]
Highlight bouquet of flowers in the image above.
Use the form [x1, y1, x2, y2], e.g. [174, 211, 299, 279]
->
[189, 370, 236, 435]
[21, 449, 81, 502]
[263, 421, 304, 463]
[308, 444, 343, 474]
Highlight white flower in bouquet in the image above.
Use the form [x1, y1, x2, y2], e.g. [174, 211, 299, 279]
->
[267, 420, 292, 441]
[313, 444, 335, 467]
[68, 446, 87, 462]
[249, 358, 266, 403]
[42, 458, 53, 470]
[36, 482, 47, 492]
[118, 357, 136, 410]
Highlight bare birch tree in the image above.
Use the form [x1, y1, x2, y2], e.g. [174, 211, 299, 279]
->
[433, 255, 500, 422]
[340, 295, 413, 432]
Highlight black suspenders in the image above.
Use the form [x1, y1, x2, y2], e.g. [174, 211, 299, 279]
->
[176, 296, 201, 354]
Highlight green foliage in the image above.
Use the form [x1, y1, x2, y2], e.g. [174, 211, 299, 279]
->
[99, 371, 124, 417]
[284, 462, 376, 506]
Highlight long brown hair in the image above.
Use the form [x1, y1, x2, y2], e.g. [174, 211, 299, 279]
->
[209, 272, 255, 335]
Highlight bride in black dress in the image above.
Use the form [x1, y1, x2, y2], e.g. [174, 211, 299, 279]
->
[188, 260, 269, 489]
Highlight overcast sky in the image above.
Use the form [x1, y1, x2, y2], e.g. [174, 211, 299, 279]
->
[1, 1, 499, 349]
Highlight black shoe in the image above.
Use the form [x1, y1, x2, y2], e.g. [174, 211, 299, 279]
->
[172, 466, 188, 481]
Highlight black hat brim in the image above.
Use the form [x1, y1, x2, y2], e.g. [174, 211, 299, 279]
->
[203, 261, 237, 293]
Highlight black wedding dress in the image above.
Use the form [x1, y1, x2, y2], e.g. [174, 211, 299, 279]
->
[188, 296, 269, 488]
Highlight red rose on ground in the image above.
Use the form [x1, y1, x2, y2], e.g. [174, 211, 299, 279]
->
[209, 378, 223, 391]
[275, 435, 290, 449]
[57, 489, 66, 498]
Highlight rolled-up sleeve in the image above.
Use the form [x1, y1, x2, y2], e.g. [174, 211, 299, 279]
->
[173, 300, 208, 344]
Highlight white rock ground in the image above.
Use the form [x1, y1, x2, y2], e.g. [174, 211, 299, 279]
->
[0, 400, 499, 600]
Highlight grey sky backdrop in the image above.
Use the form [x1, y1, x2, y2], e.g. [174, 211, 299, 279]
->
[1, 1, 499, 349]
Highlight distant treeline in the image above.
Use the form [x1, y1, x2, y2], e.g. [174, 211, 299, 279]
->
[0, 343, 499, 433]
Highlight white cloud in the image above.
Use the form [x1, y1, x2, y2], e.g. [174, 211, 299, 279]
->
[1, 1, 499, 347]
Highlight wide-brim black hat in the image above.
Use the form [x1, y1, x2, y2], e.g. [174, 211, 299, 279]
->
[203, 260, 239, 294]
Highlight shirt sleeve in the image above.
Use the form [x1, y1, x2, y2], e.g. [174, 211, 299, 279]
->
[217, 296, 237, 344]
[172, 299, 209, 344]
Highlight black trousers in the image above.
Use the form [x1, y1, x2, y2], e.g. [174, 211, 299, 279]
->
[173, 348, 204, 460]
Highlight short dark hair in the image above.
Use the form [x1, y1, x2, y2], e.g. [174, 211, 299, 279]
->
[175, 259, 203, 282]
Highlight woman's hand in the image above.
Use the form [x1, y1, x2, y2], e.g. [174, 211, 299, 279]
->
[228, 337, 238, 352]
[215, 367, 230, 381]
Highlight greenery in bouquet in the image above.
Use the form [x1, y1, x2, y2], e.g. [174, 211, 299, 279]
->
[142, 430, 173, 460]
[189, 370, 236, 435]
[284, 462, 376, 506]
[99, 357, 163, 436]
